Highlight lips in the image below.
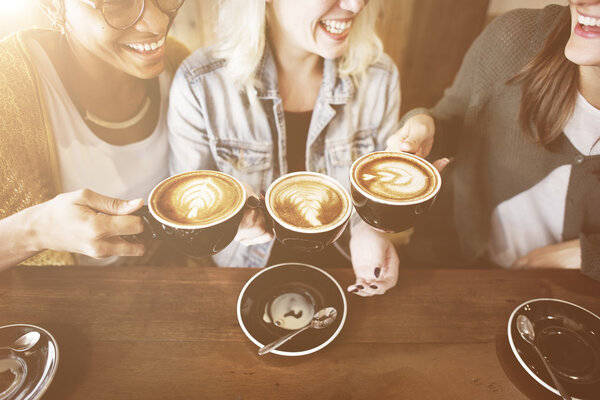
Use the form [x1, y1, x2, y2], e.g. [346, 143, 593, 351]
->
[575, 12, 600, 38]
[319, 18, 353, 40]
[123, 36, 166, 54]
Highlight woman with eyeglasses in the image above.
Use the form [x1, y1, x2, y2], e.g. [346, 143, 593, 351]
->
[0, 0, 189, 269]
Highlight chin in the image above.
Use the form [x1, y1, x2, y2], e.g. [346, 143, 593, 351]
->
[565, 44, 600, 67]
[132, 62, 166, 80]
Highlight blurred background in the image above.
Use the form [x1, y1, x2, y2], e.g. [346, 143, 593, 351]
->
[0, 0, 566, 113]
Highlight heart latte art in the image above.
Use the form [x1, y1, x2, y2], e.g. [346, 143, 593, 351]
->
[353, 152, 439, 203]
[268, 174, 349, 231]
[151, 171, 245, 227]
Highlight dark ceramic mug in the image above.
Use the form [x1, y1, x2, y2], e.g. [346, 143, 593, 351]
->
[131, 170, 247, 258]
[349, 151, 441, 232]
[260, 172, 353, 253]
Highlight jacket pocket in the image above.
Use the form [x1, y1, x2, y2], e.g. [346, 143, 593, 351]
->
[326, 132, 376, 167]
[213, 140, 273, 189]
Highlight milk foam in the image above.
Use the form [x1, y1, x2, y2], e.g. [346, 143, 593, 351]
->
[262, 292, 315, 330]
[354, 154, 438, 203]
[269, 175, 348, 231]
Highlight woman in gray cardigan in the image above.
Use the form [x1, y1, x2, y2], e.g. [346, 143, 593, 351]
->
[389, 0, 600, 280]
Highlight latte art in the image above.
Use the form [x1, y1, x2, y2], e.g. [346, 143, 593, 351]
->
[151, 171, 245, 227]
[353, 152, 439, 203]
[268, 173, 349, 231]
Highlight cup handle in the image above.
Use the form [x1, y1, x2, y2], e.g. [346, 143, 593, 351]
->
[124, 205, 161, 243]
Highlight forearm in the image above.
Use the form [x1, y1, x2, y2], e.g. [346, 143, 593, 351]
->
[0, 206, 43, 270]
[580, 233, 600, 281]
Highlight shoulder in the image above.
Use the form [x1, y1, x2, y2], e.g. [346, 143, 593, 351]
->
[360, 52, 399, 89]
[367, 52, 398, 76]
[475, 5, 567, 73]
[175, 45, 227, 83]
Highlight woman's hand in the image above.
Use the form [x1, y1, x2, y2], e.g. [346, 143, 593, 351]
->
[347, 220, 399, 296]
[234, 183, 274, 246]
[29, 189, 146, 258]
[512, 239, 581, 269]
[386, 113, 435, 157]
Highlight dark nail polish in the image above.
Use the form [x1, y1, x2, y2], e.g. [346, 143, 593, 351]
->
[374, 267, 381, 278]
[246, 195, 260, 208]
[370, 285, 378, 289]
[356, 285, 364, 290]
[352, 289, 359, 293]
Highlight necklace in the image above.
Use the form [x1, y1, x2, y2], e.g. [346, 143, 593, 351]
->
[83, 96, 151, 130]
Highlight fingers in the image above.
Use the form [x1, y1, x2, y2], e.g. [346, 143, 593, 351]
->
[432, 158, 451, 173]
[235, 207, 274, 246]
[347, 266, 393, 297]
[95, 214, 145, 237]
[73, 189, 144, 216]
[386, 114, 435, 156]
[85, 236, 146, 259]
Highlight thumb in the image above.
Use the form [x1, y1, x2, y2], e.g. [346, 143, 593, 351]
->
[80, 190, 144, 215]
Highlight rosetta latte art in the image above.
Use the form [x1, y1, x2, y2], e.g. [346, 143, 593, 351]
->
[272, 182, 344, 230]
[359, 160, 430, 201]
[171, 178, 231, 224]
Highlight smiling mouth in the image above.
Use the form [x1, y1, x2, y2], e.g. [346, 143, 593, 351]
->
[319, 19, 353, 35]
[124, 36, 166, 54]
[578, 13, 600, 31]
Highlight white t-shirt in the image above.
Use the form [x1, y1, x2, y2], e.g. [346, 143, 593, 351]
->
[488, 92, 600, 267]
[27, 38, 171, 265]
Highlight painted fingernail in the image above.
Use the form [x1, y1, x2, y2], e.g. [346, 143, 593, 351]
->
[356, 285, 364, 289]
[374, 267, 381, 278]
[352, 289, 359, 293]
[246, 195, 260, 208]
[370, 285, 378, 289]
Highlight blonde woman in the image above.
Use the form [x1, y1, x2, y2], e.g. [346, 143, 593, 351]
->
[168, 0, 401, 296]
[0, 0, 188, 269]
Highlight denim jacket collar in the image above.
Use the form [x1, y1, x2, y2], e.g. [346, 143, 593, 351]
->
[254, 43, 355, 105]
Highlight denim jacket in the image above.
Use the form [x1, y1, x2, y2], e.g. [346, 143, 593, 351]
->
[167, 44, 400, 267]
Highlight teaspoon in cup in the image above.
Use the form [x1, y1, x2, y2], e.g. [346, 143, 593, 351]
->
[0, 331, 40, 353]
[258, 307, 337, 355]
[516, 314, 572, 400]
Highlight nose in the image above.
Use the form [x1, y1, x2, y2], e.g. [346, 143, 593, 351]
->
[134, 0, 170, 35]
[339, 0, 366, 14]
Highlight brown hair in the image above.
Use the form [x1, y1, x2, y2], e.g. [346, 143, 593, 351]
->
[509, 7, 578, 146]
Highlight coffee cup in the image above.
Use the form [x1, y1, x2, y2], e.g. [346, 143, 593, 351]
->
[349, 151, 441, 232]
[262, 172, 353, 252]
[133, 170, 247, 258]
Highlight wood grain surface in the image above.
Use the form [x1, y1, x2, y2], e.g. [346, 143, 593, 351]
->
[0, 266, 598, 399]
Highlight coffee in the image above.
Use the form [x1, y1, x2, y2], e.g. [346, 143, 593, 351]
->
[150, 170, 245, 227]
[267, 173, 350, 232]
[352, 152, 439, 204]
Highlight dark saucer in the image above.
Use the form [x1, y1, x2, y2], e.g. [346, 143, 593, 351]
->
[237, 263, 347, 356]
[508, 298, 600, 399]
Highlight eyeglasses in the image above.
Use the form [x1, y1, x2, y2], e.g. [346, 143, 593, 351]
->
[78, 0, 185, 30]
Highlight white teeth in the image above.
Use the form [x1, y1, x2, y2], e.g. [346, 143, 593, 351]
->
[320, 19, 352, 35]
[126, 36, 165, 53]
[578, 14, 600, 27]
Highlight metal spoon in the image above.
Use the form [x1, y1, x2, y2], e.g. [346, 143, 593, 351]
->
[258, 307, 337, 355]
[516, 315, 572, 400]
[0, 331, 40, 353]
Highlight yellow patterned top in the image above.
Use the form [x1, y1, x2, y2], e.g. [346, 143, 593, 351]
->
[0, 29, 189, 266]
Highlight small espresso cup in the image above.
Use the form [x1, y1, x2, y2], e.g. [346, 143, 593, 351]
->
[134, 170, 247, 258]
[349, 151, 442, 232]
[263, 172, 353, 252]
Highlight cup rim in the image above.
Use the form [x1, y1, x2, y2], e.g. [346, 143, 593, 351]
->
[147, 170, 247, 230]
[350, 151, 442, 206]
[265, 171, 353, 234]
[236, 262, 348, 356]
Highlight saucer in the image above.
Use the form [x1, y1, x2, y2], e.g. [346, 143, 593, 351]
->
[237, 263, 347, 356]
[0, 324, 59, 400]
[508, 299, 600, 400]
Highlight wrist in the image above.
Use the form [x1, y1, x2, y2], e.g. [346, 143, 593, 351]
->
[18, 204, 46, 252]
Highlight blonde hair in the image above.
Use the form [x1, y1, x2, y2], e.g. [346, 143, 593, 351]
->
[214, 0, 383, 91]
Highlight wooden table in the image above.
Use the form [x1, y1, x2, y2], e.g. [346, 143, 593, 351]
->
[0, 266, 598, 400]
